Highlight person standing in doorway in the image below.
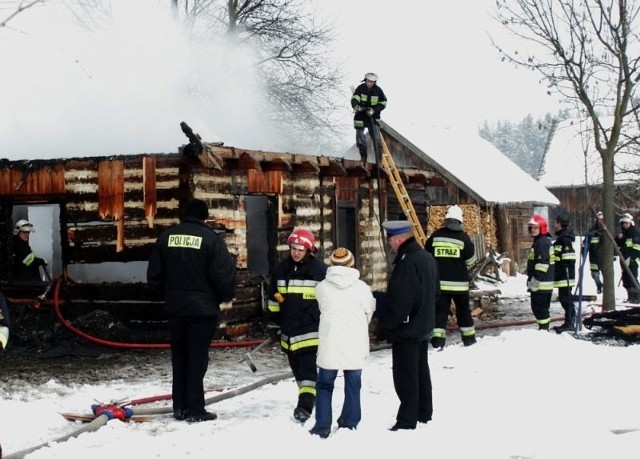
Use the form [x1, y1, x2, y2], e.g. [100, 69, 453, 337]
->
[380, 220, 439, 431]
[12, 219, 47, 283]
[425, 204, 477, 348]
[147, 198, 236, 423]
[308, 247, 375, 438]
[586, 211, 605, 294]
[267, 228, 328, 423]
[552, 212, 577, 333]
[526, 214, 555, 330]
[351, 72, 387, 165]
[615, 213, 640, 303]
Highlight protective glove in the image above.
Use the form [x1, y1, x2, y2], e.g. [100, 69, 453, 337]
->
[624, 257, 631, 266]
[353, 105, 362, 112]
[266, 322, 281, 340]
[366, 107, 375, 116]
[36, 257, 47, 267]
[527, 278, 540, 292]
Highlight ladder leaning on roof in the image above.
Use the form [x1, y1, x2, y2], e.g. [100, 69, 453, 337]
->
[372, 124, 427, 247]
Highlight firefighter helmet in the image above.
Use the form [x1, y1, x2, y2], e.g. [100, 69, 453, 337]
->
[364, 72, 378, 82]
[620, 213, 634, 224]
[445, 205, 463, 223]
[287, 228, 317, 252]
[527, 213, 549, 235]
[13, 219, 35, 235]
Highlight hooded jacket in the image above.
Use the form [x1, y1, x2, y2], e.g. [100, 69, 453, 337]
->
[316, 266, 375, 370]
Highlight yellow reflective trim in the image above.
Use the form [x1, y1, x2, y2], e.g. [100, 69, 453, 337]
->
[289, 338, 319, 352]
[22, 252, 35, 266]
[167, 234, 202, 249]
[299, 386, 317, 396]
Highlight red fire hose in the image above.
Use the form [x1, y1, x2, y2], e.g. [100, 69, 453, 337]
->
[51, 276, 265, 350]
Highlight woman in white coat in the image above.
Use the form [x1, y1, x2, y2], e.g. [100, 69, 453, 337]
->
[309, 248, 375, 438]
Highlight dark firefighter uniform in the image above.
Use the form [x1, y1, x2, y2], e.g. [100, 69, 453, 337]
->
[615, 214, 640, 303]
[267, 252, 327, 417]
[351, 78, 387, 163]
[527, 216, 555, 330]
[147, 203, 236, 421]
[586, 214, 604, 294]
[425, 220, 477, 348]
[12, 234, 47, 283]
[380, 222, 439, 430]
[553, 219, 577, 331]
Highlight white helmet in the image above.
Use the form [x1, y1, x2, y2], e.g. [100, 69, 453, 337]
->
[14, 219, 35, 235]
[445, 205, 463, 223]
[364, 72, 378, 82]
[620, 213, 634, 224]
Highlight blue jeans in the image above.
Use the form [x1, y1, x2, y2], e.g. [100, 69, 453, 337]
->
[311, 367, 362, 435]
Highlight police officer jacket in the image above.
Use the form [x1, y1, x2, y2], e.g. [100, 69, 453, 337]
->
[351, 83, 387, 128]
[381, 237, 439, 342]
[425, 223, 477, 294]
[553, 227, 576, 288]
[147, 217, 236, 318]
[527, 233, 555, 291]
[268, 254, 327, 354]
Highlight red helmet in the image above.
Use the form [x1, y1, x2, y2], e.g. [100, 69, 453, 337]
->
[527, 213, 549, 235]
[287, 228, 317, 252]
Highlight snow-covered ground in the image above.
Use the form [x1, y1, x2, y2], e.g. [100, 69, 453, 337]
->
[1, 271, 639, 459]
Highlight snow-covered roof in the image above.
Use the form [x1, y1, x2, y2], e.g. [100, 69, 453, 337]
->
[357, 120, 559, 206]
[539, 117, 640, 188]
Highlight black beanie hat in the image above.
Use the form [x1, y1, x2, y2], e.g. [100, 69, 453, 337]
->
[556, 212, 570, 227]
[183, 199, 209, 221]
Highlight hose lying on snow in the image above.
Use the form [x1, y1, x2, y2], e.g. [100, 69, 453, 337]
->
[4, 370, 294, 459]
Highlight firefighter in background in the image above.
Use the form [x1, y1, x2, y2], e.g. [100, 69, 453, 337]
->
[351, 72, 387, 165]
[526, 214, 555, 330]
[586, 211, 605, 294]
[615, 213, 640, 304]
[425, 205, 477, 348]
[267, 228, 328, 423]
[12, 219, 47, 282]
[552, 212, 577, 333]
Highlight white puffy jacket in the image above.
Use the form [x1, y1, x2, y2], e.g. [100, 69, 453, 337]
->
[316, 266, 375, 370]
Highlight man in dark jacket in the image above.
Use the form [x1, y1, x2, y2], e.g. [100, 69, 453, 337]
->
[615, 213, 640, 303]
[267, 228, 327, 423]
[425, 204, 477, 348]
[351, 72, 387, 165]
[147, 198, 236, 423]
[552, 212, 577, 333]
[526, 214, 555, 330]
[380, 220, 439, 431]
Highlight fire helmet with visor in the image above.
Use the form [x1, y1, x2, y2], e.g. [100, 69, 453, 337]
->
[287, 228, 317, 253]
[527, 213, 549, 235]
[13, 219, 35, 235]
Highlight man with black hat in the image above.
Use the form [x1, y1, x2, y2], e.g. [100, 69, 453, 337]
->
[552, 212, 577, 333]
[147, 198, 236, 423]
[351, 72, 387, 165]
[380, 220, 439, 431]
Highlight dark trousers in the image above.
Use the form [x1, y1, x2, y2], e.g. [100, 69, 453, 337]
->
[391, 339, 432, 428]
[435, 292, 474, 329]
[170, 316, 217, 415]
[557, 286, 575, 325]
[530, 291, 552, 329]
[355, 120, 381, 161]
[287, 350, 318, 410]
[620, 259, 639, 289]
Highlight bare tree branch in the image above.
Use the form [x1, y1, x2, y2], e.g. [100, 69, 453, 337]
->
[0, 0, 44, 28]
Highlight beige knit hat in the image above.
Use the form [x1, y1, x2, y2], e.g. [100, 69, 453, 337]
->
[330, 247, 355, 267]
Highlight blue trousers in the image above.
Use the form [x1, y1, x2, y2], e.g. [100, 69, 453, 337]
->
[311, 367, 363, 435]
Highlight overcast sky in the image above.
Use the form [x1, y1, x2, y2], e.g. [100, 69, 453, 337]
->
[0, 0, 562, 160]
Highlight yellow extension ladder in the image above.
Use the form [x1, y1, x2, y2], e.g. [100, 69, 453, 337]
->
[378, 134, 427, 247]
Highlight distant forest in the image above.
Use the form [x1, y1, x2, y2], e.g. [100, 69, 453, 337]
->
[479, 110, 570, 179]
